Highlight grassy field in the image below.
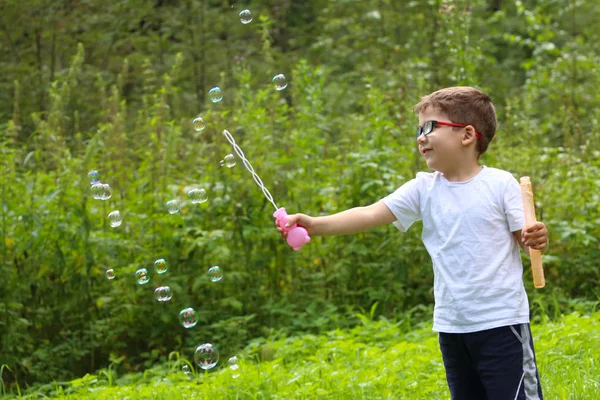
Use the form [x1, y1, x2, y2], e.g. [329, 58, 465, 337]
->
[3, 311, 599, 399]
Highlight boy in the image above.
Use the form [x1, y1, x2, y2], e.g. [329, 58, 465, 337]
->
[278, 87, 548, 399]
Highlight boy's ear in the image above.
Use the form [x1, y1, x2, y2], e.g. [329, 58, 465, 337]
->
[461, 125, 478, 145]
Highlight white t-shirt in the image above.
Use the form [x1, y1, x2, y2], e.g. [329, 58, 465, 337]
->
[382, 166, 530, 333]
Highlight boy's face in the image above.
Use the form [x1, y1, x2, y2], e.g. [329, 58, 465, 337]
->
[417, 109, 465, 172]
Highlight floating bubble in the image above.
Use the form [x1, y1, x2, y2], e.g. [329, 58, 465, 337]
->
[228, 355, 240, 377]
[229, 363, 240, 378]
[208, 266, 222, 282]
[188, 188, 208, 204]
[154, 258, 168, 274]
[208, 87, 223, 103]
[219, 160, 225, 167]
[224, 154, 236, 168]
[100, 183, 112, 200]
[88, 170, 100, 185]
[179, 307, 198, 329]
[91, 183, 104, 199]
[194, 343, 219, 370]
[239, 9, 252, 24]
[192, 117, 205, 132]
[167, 199, 180, 214]
[106, 269, 115, 280]
[108, 210, 122, 228]
[182, 365, 191, 375]
[136, 268, 150, 285]
[272, 74, 288, 91]
[154, 286, 173, 302]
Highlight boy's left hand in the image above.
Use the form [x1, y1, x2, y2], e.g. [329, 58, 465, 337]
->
[522, 222, 548, 253]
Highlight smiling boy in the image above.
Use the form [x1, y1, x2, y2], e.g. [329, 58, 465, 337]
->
[279, 86, 548, 399]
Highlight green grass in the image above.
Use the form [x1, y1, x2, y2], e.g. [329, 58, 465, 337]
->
[4, 312, 600, 399]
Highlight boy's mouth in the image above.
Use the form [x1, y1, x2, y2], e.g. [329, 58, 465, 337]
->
[421, 148, 432, 155]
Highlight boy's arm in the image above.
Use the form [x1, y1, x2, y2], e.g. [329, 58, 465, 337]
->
[513, 221, 549, 256]
[284, 201, 397, 236]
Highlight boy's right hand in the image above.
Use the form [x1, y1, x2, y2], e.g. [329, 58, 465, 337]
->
[275, 213, 314, 238]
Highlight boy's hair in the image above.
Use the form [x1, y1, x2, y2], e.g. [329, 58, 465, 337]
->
[414, 86, 497, 156]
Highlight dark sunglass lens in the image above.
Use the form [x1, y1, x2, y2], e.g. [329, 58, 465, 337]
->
[424, 121, 434, 135]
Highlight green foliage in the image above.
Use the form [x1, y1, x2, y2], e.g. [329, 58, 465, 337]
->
[3, 311, 600, 399]
[0, 0, 599, 390]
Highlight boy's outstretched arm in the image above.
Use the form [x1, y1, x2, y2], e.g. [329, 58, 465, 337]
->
[513, 221, 549, 256]
[280, 201, 396, 237]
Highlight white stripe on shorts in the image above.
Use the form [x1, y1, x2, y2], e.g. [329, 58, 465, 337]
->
[510, 324, 541, 400]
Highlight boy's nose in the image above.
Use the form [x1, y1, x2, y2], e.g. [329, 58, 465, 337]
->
[417, 133, 427, 144]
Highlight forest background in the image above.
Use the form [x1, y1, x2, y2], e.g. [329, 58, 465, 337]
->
[0, 0, 599, 391]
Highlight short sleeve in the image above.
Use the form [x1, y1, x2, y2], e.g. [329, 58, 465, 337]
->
[503, 175, 526, 232]
[381, 178, 421, 232]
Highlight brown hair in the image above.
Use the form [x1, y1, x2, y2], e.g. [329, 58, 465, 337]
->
[414, 86, 497, 157]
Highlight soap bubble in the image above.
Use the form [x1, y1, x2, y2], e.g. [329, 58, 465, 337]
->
[208, 87, 223, 103]
[272, 74, 288, 91]
[229, 362, 240, 378]
[106, 269, 115, 280]
[179, 307, 198, 329]
[167, 200, 180, 214]
[154, 258, 168, 274]
[208, 266, 222, 282]
[224, 154, 236, 168]
[239, 9, 252, 24]
[182, 365, 191, 375]
[188, 188, 208, 204]
[88, 170, 100, 185]
[192, 117, 205, 132]
[154, 286, 173, 302]
[91, 183, 104, 199]
[194, 343, 219, 370]
[136, 268, 150, 285]
[100, 183, 112, 200]
[219, 160, 225, 167]
[108, 210, 122, 228]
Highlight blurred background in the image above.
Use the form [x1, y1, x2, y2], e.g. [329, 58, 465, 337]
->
[1, 0, 599, 390]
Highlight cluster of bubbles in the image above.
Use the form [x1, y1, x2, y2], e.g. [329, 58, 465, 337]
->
[95, 6, 270, 378]
[166, 187, 209, 214]
[172, 7, 272, 374]
[88, 171, 113, 201]
[188, 188, 208, 204]
[88, 171, 122, 232]
[228, 356, 240, 378]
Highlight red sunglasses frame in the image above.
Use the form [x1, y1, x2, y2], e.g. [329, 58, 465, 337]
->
[417, 120, 483, 140]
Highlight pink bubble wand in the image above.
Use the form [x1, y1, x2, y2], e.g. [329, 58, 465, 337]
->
[222, 130, 310, 250]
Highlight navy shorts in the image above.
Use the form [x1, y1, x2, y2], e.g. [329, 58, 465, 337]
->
[438, 323, 543, 400]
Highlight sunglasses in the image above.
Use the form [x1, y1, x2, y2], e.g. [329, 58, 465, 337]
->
[416, 120, 482, 139]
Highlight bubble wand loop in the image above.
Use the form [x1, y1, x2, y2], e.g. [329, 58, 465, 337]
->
[222, 130, 310, 250]
[519, 176, 546, 289]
